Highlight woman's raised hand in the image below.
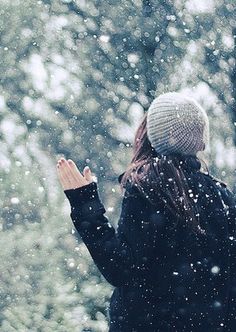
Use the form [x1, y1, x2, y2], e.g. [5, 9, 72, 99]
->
[57, 158, 93, 190]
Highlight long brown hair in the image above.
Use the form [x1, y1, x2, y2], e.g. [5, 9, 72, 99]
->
[120, 112, 209, 235]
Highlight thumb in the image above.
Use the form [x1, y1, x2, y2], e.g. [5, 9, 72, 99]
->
[83, 166, 93, 183]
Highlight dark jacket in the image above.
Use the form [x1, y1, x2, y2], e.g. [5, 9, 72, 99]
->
[64, 161, 236, 332]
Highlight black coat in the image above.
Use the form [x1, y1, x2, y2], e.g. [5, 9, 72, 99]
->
[64, 161, 236, 332]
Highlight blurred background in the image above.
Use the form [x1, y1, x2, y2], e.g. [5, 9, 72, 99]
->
[0, 0, 236, 330]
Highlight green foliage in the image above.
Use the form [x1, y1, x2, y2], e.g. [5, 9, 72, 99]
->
[0, 208, 112, 331]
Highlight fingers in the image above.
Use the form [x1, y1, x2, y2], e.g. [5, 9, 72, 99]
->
[83, 166, 93, 183]
[67, 159, 84, 182]
[57, 165, 68, 189]
[56, 158, 94, 190]
[58, 158, 75, 188]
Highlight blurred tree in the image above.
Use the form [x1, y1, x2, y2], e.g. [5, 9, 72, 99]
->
[0, 212, 111, 331]
[232, 27, 236, 143]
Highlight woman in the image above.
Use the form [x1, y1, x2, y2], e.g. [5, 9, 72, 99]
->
[57, 92, 236, 331]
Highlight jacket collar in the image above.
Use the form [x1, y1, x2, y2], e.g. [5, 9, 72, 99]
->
[179, 155, 201, 173]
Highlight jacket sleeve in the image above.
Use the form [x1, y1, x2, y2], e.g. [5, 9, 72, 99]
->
[63, 181, 142, 287]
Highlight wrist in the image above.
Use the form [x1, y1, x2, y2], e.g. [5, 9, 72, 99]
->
[64, 181, 106, 220]
[64, 181, 98, 205]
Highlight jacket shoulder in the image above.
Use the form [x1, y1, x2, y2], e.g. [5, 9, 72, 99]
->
[200, 172, 228, 188]
[201, 172, 236, 208]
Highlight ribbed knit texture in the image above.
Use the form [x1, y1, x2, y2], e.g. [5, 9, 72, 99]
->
[146, 92, 210, 156]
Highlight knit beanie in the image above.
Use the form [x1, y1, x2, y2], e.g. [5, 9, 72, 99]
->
[146, 92, 209, 156]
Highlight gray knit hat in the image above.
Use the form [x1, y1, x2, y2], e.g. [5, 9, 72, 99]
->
[146, 92, 209, 156]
